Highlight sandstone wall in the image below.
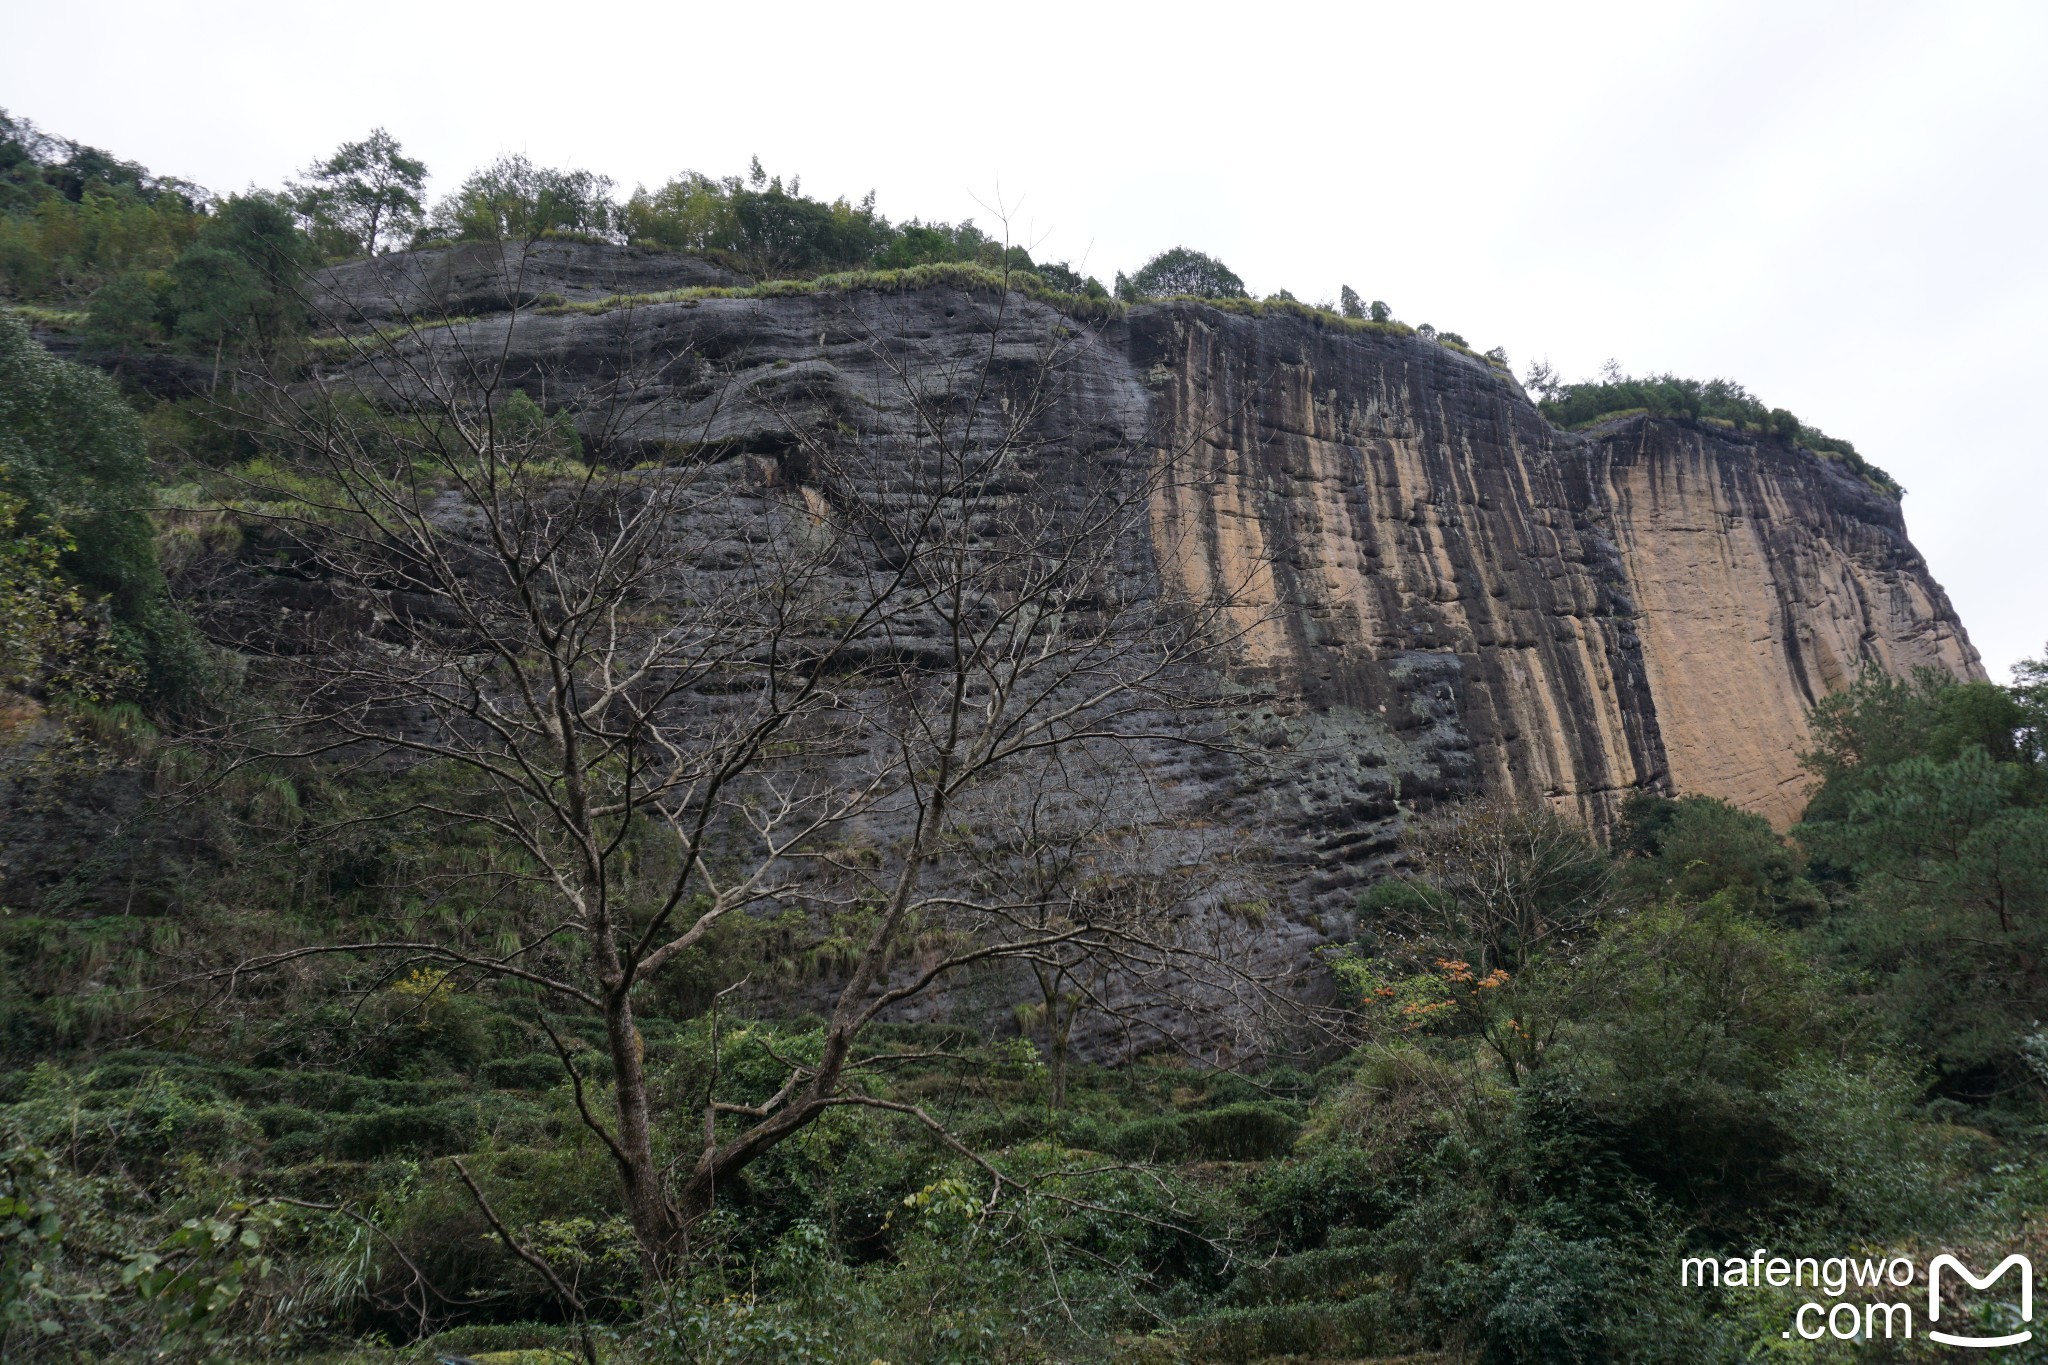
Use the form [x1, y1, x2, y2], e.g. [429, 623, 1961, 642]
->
[323, 253, 1982, 926]
[1588, 419, 1981, 824]
[1120, 304, 1980, 834]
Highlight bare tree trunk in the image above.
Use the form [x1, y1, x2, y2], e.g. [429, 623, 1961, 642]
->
[1049, 1009, 1071, 1111]
[605, 988, 684, 1273]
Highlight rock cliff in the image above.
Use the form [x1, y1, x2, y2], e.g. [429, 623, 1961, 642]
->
[1127, 305, 1981, 834]
[310, 244, 1981, 932]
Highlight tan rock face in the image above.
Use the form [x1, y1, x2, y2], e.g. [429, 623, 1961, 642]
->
[1130, 304, 1979, 831]
[1593, 423, 1980, 824]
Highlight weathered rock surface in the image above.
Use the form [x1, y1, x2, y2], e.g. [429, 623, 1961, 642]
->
[1587, 419, 1979, 822]
[315, 240, 748, 329]
[1127, 306, 1980, 834]
[309, 247, 1980, 936]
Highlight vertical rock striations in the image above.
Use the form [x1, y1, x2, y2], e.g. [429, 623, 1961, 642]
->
[1134, 306, 1664, 877]
[1587, 415, 1979, 825]
[307, 252, 1981, 935]
[1128, 301, 1979, 848]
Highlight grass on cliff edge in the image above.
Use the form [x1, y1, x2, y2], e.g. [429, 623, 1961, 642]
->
[299, 263, 1521, 382]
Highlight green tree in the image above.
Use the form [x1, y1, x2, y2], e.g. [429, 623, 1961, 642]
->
[1339, 284, 1365, 319]
[426, 153, 617, 244]
[1797, 657, 2048, 1091]
[0, 314, 197, 699]
[1797, 668, 2039, 821]
[624, 159, 1054, 282]
[622, 170, 732, 251]
[1122, 246, 1247, 300]
[82, 269, 168, 350]
[1028, 260, 1107, 297]
[1535, 368, 1900, 496]
[2016, 647, 2048, 750]
[1806, 748, 2048, 1084]
[0, 109, 208, 301]
[166, 194, 315, 358]
[1613, 792, 1815, 915]
[290, 127, 426, 258]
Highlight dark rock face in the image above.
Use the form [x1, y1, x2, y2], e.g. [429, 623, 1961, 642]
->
[27, 329, 216, 398]
[300, 259, 1980, 957]
[313, 240, 748, 329]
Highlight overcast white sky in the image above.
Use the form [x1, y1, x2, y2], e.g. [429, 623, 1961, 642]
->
[6, 0, 2042, 679]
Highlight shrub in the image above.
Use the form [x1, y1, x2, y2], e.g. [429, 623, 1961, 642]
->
[479, 1052, 566, 1090]
[252, 1103, 322, 1139]
[1614, 792, 1818, 917]
[82, 268, 166, 348]
[263, 1129, 329, 1165]
[1304, 1042, 1471, 1159]
[1181, 1102, 1300, 1161]
[1534, 368, 1900, 496]
[1769, 1057, 1952, 1233]
[1254, 1143, 1392, 1252]
[1107, 1115, 1190, 1163]
[1480, 1225, 1619, 1365]
[426, 153, 619, 244]
[415, 1322, 580, 1356]
[1222, 1242, 1377, 1306]
[1182, 1293, 1402, 1360]
[331, 1100, 478, 1159]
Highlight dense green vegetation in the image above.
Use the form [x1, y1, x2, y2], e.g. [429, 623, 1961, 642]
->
[1525, 363, 1902, 496]
[0, 112, 209, 302]
[399, 150, 1109, 296]
[0, 315, 199, 703]
[8, 107, 1876, 489]
[1, 112, 314, 360]
[3, 110, 2038, 1363]
[0, 114, 1109, 323]
[6, 628, 2045, 1361]
[616, 158, 1083, 288]
[1798, 667, 2048, 1092]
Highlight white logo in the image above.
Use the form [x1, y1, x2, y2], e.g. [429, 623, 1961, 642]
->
[1927, 1253, 2033, 1349]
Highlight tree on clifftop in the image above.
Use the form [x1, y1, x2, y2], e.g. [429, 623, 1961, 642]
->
[424, 152, 618, 245]
[1119, 246, 1248, 300]
[291, 128, 427, 258]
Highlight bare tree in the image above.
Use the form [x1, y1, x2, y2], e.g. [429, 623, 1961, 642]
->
[960, 774, 1229, 1109]
[1394, 797, 1611, 974]
[174, 250, 1282, 1288]
[1350, 797, 1611, 1083]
